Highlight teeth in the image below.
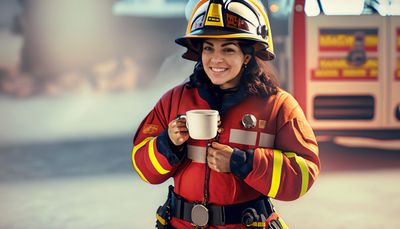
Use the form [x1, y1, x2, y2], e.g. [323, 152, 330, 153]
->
[211, 67, 227, 72]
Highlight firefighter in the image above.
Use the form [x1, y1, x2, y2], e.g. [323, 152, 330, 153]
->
[131, 0, 320, 228]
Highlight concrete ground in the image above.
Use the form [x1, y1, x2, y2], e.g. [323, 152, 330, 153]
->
[0, 138, 399, 229]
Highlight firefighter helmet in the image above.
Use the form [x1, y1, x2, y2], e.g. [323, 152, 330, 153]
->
[176, 0, 275, 61]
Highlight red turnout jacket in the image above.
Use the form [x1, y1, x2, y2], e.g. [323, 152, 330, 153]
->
[132, 83, 320, 228]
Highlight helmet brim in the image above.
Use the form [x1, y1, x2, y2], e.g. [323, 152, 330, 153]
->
[175, 31, 275, 61]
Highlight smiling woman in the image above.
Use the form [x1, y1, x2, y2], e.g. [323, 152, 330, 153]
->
[131, 1, 320, 228]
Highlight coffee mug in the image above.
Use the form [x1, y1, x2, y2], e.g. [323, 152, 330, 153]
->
[180, 109, 219, 140]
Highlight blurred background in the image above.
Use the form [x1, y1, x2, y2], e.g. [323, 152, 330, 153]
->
[0, 0, 399, 228]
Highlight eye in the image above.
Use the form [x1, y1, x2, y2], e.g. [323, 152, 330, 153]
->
[223, 48, 236, 54]
[203, 46, 213, 52]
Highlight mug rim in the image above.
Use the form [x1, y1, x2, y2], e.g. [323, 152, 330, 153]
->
[186, 109, 219, 115]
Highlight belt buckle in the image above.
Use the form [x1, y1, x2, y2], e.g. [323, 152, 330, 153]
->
[191, 204, 209, 227]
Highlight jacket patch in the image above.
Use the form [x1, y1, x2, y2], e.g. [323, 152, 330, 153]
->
[294, 118, 317, 144]
[229, 129, 257, 146]
[259, 133, 275, 148]
[142, 124, 159, 135]
[258, 120, 267, 129]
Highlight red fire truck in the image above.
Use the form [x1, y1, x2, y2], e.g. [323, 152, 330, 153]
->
[289, 0, 400, 144]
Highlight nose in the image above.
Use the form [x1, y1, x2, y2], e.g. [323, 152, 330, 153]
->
[210, 52, 223, 64]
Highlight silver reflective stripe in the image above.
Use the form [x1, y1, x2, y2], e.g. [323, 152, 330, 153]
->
[259, 133, 275, 148]
[187, 145, 207, 163]
[229, 129, 257, 146]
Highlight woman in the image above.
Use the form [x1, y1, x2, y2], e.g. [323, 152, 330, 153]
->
[132, 0, 320, 228]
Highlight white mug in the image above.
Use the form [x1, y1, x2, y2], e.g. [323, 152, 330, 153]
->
[180, 109, 219, 140]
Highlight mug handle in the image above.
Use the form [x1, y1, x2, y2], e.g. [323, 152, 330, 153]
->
[175, 114, 188, 129]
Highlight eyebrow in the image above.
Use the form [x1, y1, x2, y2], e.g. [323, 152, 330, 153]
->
[204, 41, 239, 47]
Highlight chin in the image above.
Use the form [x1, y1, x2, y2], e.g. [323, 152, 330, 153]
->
[210, 79, 224, 86]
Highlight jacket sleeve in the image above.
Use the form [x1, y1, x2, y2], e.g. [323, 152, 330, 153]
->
[131, 87, 187, 184]
[231, 93, 320, 201]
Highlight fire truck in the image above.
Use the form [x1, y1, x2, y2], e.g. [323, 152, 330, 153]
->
[284, 0, 400, 144]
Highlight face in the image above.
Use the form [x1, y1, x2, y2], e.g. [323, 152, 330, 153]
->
[202, 39, 251, 89]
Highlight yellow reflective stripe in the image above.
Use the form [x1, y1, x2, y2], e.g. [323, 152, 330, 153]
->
[285, 152, 310, 197]
[131, 137, 152, 183]
[246, 221, 266, 227]
[267, 150, 283, 198]
[148, 137, 170, 175]
[156, 213, 167, 225]
[278, 217, 290, 229]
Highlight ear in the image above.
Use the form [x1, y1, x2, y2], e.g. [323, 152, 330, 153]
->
[244, 54, 252, 64]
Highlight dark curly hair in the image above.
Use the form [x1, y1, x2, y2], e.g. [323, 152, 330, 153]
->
[186, 41, 279, 99]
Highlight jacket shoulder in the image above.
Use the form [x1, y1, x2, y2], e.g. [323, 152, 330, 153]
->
[268, 89, 305, 129]
[275, 89, 301, 115]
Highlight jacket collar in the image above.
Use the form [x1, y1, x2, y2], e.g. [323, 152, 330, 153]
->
[197, 83, 248, 116]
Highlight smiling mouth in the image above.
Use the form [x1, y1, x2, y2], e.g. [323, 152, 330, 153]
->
[210, 67, 228, 73]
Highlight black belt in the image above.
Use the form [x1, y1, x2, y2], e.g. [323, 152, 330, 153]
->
[170, 190, 274, 226]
